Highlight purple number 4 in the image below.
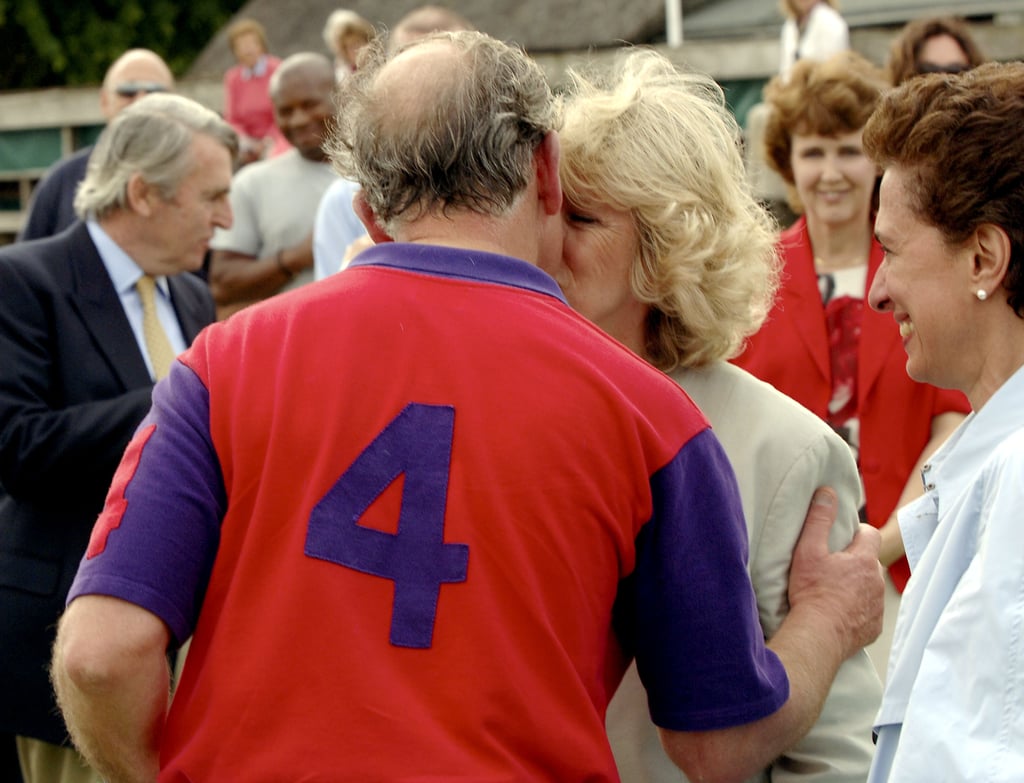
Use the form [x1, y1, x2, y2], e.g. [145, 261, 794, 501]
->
[306, 403, 470, 648]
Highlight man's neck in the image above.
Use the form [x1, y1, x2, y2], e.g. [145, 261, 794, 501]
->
[393, 200, 543, 268]
[98, 213, 148, 270]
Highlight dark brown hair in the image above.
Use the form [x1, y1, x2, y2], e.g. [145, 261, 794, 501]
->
[863, 62, 1024, 316]
[887, 16, 986, 86]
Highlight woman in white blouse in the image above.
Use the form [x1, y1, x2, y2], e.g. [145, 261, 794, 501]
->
[779, 0, 849, 79]
[864, 61, 1024, 782]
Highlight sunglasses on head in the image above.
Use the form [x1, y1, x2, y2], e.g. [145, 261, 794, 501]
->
[916, 62, 972, 76]
[114, 81, 170, 98]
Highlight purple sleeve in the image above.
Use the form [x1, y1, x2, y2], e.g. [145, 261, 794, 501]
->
[627, 428, 789, 731]
[67, 360, 225, 646]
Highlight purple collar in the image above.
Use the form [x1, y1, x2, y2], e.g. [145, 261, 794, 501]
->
[347, 243, 568, 305]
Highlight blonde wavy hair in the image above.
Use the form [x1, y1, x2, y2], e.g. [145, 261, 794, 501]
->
[558, 49, 779, 371]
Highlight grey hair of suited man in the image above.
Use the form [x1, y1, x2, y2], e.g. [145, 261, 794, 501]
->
[74, 92, 238, 220]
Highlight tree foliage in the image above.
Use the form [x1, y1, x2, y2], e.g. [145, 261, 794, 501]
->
[0, 0, 247, 89]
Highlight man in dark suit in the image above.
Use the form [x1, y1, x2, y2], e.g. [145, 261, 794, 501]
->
[0, 93, 235, 783]
[17, 48, 175, 243]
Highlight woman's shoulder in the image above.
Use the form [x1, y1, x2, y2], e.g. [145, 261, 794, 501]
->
[988, 422, 1024, 474]
[676, 362, 842, 452]
[676, 363, 862, 561]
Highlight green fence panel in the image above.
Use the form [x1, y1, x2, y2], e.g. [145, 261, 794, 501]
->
[0, 128, 63, 172]
[75, 124, 104, 148]
[0, 124, 104, 174]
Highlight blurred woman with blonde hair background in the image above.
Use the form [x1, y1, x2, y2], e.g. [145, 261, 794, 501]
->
[322, 9, 376, 82]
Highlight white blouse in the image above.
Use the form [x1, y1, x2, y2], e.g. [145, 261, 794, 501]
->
[779, 2, 850, 78]
[870, 363, 1024, 781]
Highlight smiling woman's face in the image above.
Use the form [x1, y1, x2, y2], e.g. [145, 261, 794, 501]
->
[791, 128, 877, 231]
[869, 166, 978, 393]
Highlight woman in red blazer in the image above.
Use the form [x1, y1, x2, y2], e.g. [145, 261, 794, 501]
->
[734, 52, 969, 595]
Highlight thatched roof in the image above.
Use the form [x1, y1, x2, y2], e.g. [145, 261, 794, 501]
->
[186, 0, 1023, 81]
[187, 0, 706, 79]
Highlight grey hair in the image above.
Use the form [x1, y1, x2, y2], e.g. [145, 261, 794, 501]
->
[74, 93, 238, 220]
[325, 30, 559, 235]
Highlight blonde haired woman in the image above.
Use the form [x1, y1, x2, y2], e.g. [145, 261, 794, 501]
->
[545, 48, 881, 783]
[322, 9, 376, 81]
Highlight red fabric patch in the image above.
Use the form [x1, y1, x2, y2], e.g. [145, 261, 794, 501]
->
[85, 424, 157, 559]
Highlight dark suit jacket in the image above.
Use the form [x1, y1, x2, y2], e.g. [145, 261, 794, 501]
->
[0, 221, 215, 744]
[17, 146, 92, 242]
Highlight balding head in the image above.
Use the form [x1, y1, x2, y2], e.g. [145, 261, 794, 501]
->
[269, 52, 335, 102]
[375, 39, 463, 118]
[100, 49, 175, 120]
[327, 31, 557, 235]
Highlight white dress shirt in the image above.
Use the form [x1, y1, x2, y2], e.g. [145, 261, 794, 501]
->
[870, 363, 1024, 782]
[87, 220, 187, 380]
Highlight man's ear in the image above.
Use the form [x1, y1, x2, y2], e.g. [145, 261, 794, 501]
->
[353, 189, 393, 244]
[126, 174, 155, 217]
[971, 222, 1011, 293]
[535, 131, 563, 218]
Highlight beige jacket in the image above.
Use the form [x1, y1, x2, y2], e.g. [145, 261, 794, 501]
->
[606, 361, 880, 783]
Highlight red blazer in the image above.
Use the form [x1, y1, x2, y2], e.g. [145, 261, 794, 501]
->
[733, 218, 969, 591]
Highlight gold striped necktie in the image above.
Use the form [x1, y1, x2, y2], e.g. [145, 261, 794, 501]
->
[136, 274, 175, 380]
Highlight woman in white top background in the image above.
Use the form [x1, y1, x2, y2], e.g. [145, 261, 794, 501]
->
[746, 0, 850, 227]
[779, 0, 849, 79]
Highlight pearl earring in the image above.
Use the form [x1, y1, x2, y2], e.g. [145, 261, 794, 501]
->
[976, 289, 988, 301]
